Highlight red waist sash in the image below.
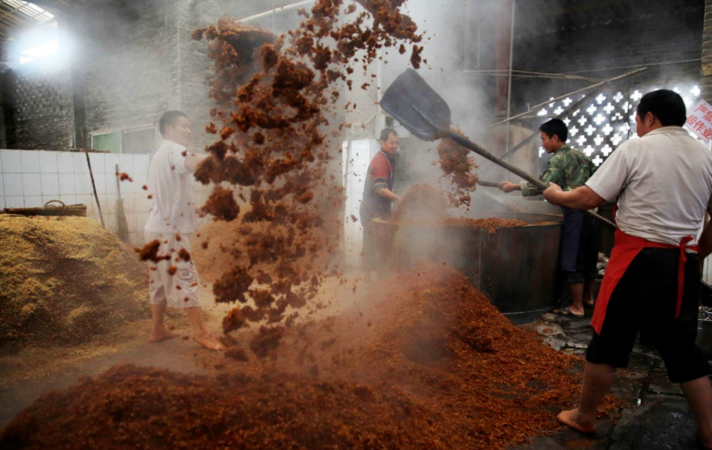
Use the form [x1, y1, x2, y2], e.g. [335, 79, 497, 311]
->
[591, 228, 698, 334]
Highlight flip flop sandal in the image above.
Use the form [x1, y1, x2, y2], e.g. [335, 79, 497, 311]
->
[553, 306, 585, 318]
[584, 301, 595, 309]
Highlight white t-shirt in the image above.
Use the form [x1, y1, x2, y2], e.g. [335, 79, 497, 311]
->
[586, 127, 712, 247]
[144, 139, 197, 234]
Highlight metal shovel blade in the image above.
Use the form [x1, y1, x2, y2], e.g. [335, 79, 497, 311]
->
[380, 69, 451, 141]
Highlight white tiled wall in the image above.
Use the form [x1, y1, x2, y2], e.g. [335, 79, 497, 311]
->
[1, 149, 151, 246]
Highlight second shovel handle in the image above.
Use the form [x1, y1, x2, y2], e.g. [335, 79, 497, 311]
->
[444, 131, 616, 229]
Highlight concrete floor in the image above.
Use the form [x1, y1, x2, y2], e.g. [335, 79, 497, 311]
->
[517, 310, 711, 450]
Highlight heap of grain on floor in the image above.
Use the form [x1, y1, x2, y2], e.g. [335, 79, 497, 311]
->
[0, 215, 148, 353]
[0, 264, 621, 449]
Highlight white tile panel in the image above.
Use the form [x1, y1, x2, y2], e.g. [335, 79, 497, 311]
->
[39, 151, 58, 174]
[106, 172, 118, 195]
[122, 195, 135, 212]
[93, 173, 107, 195]
[75, 173, 93, 195]
[88, 153, 106, 174]
[5, 196, 24, 208]
[118, 154, 134, 174]
[42, 196, 58, 206]
[120, 178, 136, 195]
[134, 173, 147, 192]
[73, 153, 89, 174]
[4, 173, 23, 196]
[22, 173, 42, 197]
[58, 152, 74, 174]
[41, 173, 59, 196]
[25, 196, 43, 208]
[58, 174, 75, 195]
[59, 194, 77, 205]
[21, 151, 40, 173]
[104, 153, 119, 175]
[105, 196, 118, 215]
[1, 150, 22, 173]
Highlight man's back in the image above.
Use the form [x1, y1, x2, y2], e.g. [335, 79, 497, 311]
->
[144, 139, 196, 234]
[587, 127, 712, 246]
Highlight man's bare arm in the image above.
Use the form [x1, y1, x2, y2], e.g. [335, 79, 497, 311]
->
[185, 153, 209, 173]
[700, 219, 712, 260]
[377, 187, 402, 203]
[542, 183, 606, 210]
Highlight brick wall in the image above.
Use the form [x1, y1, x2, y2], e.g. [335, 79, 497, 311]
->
[73, 1, 175, 149]
[5, 60, 75, 150]
[0, 45, 7, 149]
[177, 0, 224, 152]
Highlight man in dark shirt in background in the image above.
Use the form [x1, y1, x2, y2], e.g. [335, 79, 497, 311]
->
[359, 128, 401, 280]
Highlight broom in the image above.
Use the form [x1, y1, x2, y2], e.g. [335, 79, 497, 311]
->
[115, 164, 130, 244]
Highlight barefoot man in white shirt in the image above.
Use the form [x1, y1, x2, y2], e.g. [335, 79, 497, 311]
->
[144, 110, 224, 351]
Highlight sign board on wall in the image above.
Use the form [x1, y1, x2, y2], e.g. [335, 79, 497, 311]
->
[685, 99, 712, 143]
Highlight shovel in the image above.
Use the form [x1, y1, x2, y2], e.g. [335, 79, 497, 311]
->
[380, 69, 615, 229]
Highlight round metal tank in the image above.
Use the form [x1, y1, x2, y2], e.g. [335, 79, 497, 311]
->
[370, 212, 564, 324]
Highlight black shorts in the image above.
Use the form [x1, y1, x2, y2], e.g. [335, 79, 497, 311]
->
[586, 248, 710, 383]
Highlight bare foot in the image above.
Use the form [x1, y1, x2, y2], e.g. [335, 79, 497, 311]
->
[557, 409, 596, 434]
[149, 329, 179, 343]
[193, 332, 225, 351]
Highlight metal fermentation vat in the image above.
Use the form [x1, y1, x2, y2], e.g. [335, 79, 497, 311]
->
[371, 213, 564, 323]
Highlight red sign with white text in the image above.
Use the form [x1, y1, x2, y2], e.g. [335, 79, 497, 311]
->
[685, 99, 712, 143]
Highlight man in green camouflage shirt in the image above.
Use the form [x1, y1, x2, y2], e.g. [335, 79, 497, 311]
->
[500, 119, 598, 318]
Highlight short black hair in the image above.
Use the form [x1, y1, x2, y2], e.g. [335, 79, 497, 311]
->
[379, 128, 398, 142]
[636, 89, 687, 127]
[539, 119, 568, 142]
[159, 110, 188, 136]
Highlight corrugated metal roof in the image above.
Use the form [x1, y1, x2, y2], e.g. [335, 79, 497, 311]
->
[0, 0, 67, 41]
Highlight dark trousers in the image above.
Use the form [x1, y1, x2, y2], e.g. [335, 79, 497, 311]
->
[561, 207, 599, 284]
[586, 248, 710, 383]
[361, 215, 375, 271]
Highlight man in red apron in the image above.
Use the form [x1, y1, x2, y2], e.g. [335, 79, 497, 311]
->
[543, 90, 712, 447]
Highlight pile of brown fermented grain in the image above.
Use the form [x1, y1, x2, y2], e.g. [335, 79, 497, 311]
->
[1, 264, 621, 449]
[0, 364, 460, 449]
[0, 215, 148, 354]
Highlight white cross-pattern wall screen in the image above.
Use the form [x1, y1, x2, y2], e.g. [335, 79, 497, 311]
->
[534, 84, 703, 166]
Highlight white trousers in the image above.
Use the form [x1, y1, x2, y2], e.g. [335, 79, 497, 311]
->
[144, 231, 201, 309]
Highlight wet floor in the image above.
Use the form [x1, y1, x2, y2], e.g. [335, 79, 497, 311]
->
[517, 309, 711, 450]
